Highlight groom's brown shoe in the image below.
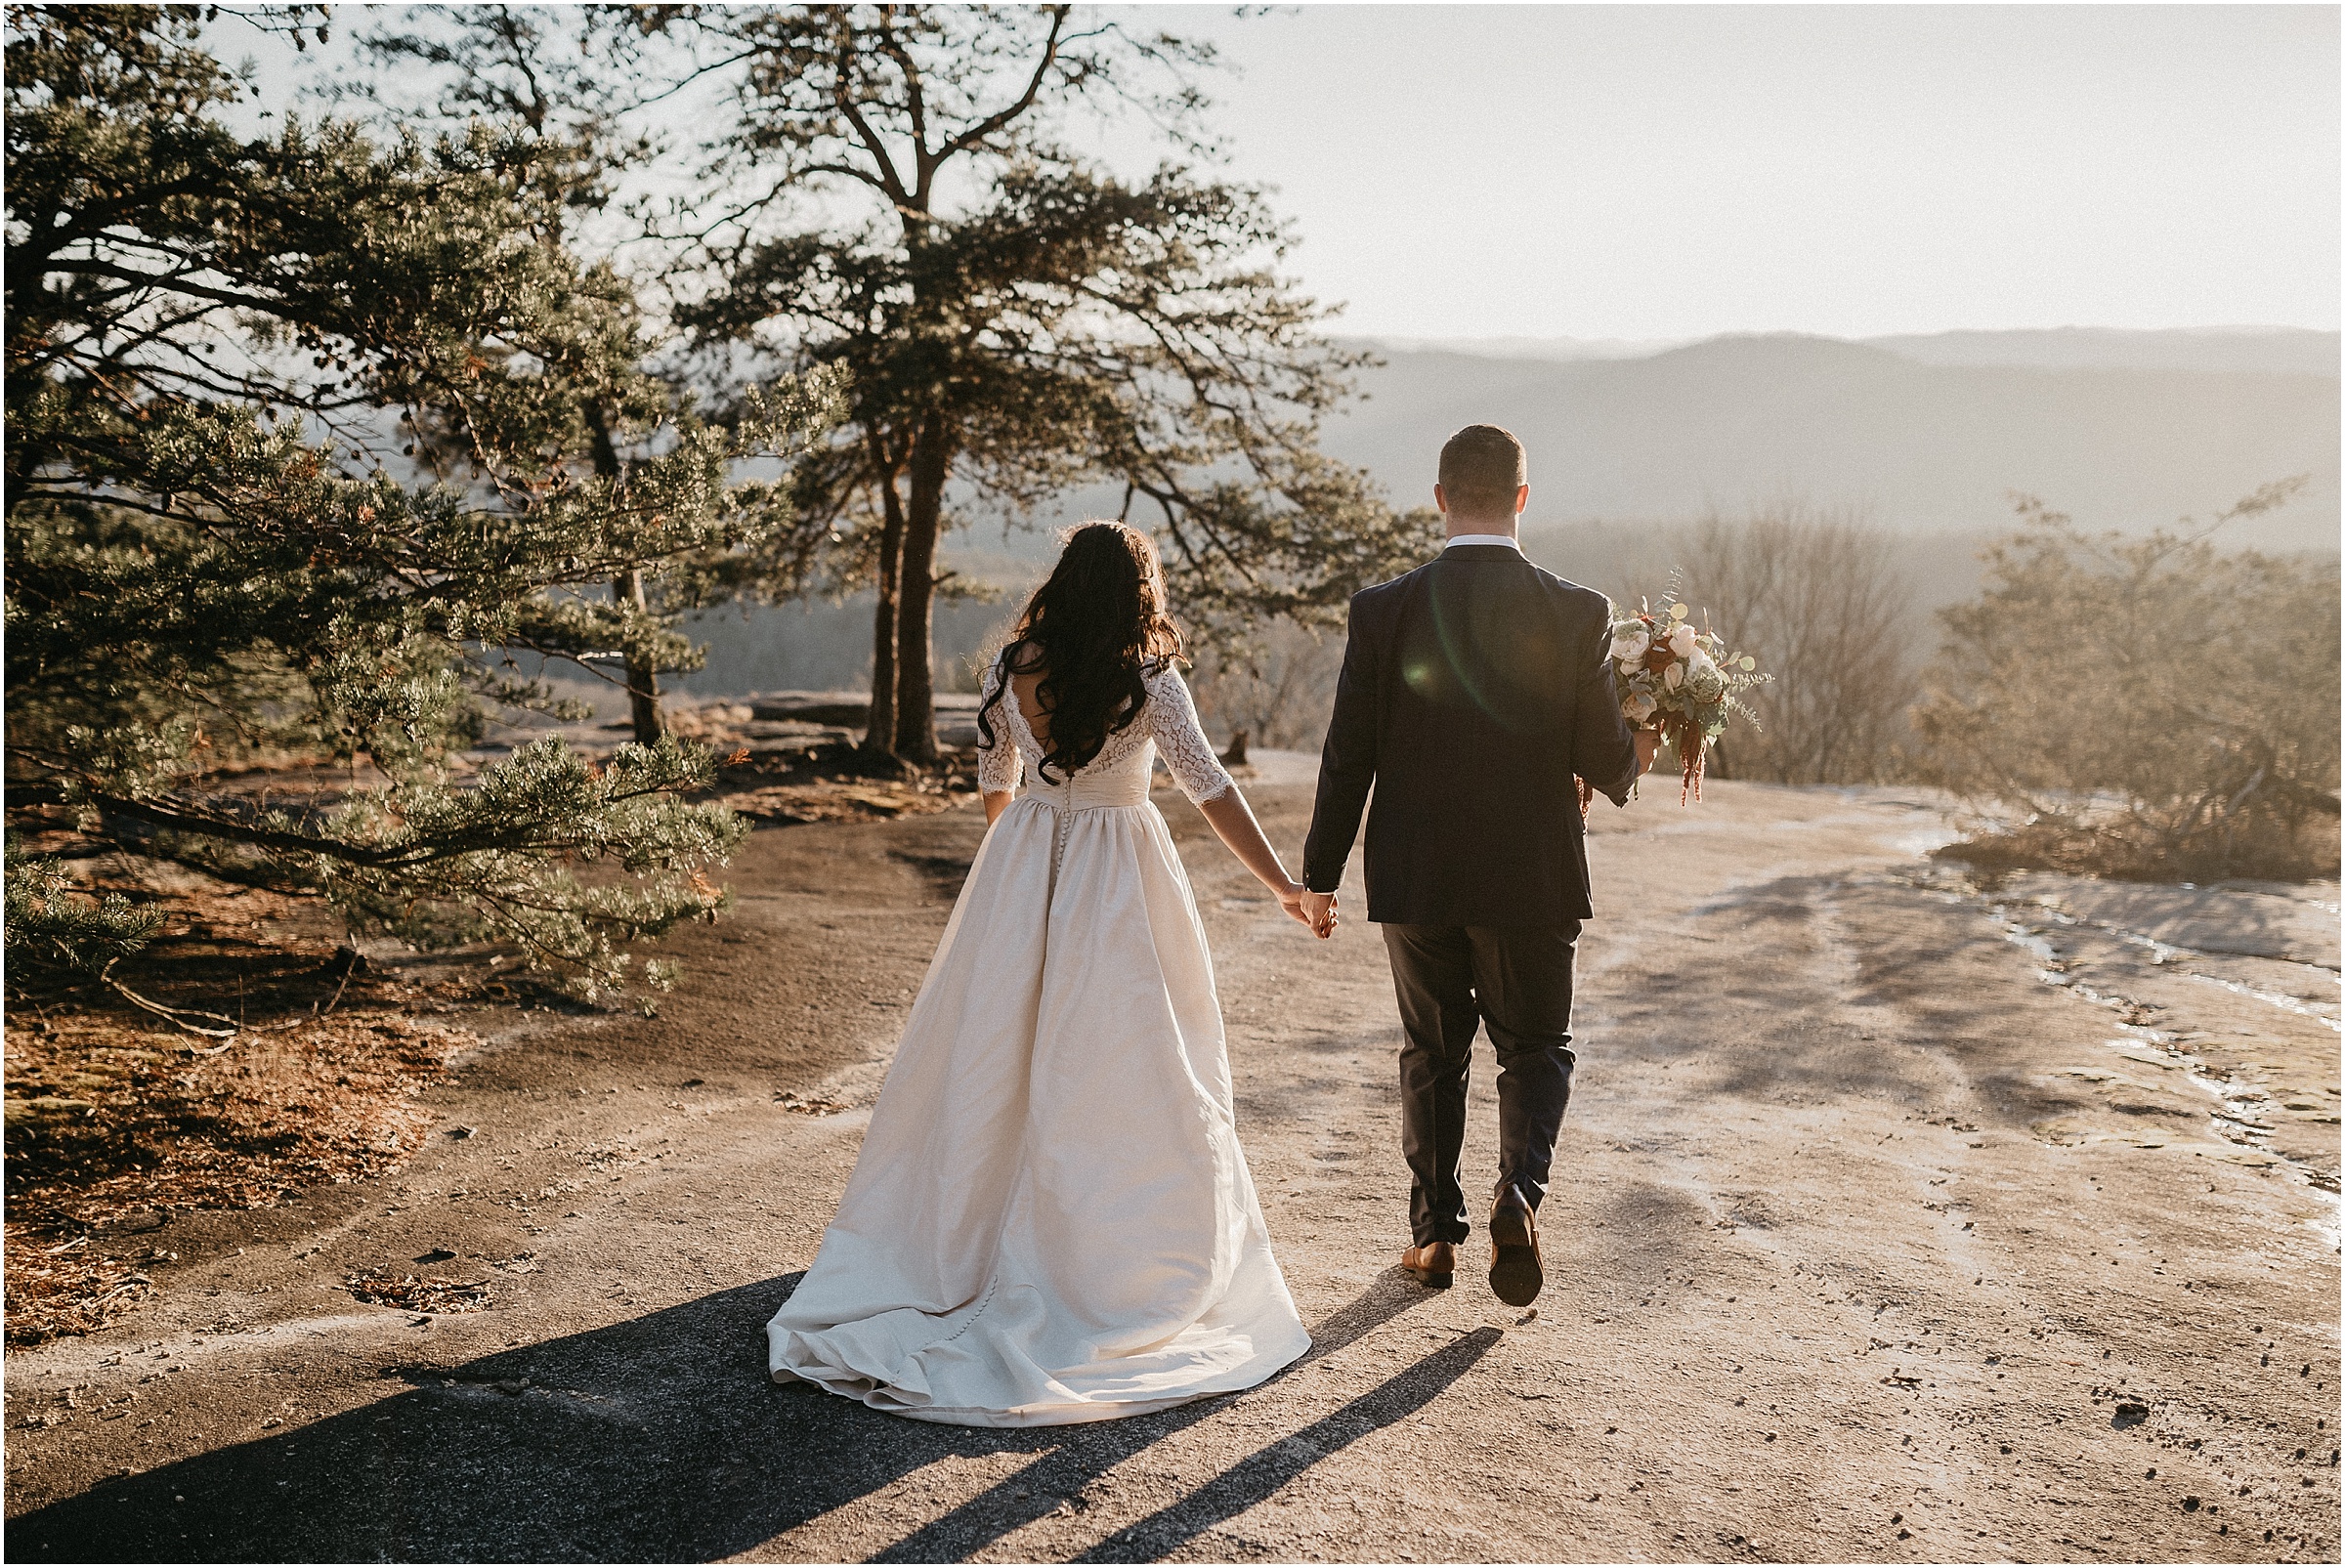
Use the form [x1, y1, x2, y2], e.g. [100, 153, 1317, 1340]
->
[1401, 1241, 1455, 1289]
[1488, 1184, 1543, 1307]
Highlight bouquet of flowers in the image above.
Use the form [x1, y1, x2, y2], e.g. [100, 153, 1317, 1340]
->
[1601, 574, 1771, 803]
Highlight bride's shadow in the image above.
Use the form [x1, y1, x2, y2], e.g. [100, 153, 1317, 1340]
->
[10, 1267, 1476, 1563]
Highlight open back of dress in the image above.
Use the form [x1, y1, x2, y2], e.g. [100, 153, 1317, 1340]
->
[764, 660, 1310, 1426]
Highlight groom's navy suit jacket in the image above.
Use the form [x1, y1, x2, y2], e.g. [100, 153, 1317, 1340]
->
[1302, 544, 1640, 927]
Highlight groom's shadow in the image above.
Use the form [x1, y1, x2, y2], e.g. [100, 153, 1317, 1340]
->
[871, 1264, 1482, 1563]
[10, 1267, 1471, 1563]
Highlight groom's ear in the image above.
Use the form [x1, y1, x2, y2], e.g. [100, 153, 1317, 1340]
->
[1432, 481, 1450, 518]
[1514, 483, 1529, 517]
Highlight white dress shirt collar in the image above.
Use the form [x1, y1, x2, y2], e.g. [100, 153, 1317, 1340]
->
[1443, 532, 1522, 551]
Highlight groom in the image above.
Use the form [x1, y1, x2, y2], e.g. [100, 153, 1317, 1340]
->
[1299, 424, 1655, 1308]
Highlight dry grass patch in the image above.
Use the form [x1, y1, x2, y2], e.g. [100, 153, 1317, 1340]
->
[4, 1008, 476, 1346]
[342, 1271, 492, 1314]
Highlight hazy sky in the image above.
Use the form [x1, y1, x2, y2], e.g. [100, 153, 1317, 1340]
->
[1091, 3, 2340, 340]
[227, 3, 2339, 343]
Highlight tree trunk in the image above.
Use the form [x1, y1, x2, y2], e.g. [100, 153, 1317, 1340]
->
[864, 433, 906, 759]
[612, 570, 663, 744]
[585, 405, 662, 744]
[894, 415, 950, 764]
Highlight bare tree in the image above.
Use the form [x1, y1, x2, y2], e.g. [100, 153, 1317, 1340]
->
[1189, 624, 1347, 754]
[1680, 503, 1917, 784]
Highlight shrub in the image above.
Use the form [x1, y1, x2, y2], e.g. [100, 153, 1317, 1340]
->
[1912, 483, 2338, 881]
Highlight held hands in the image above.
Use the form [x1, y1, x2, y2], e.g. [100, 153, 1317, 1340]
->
[1273, 880, 1338, 939]
[1298, 887, 1339, 940]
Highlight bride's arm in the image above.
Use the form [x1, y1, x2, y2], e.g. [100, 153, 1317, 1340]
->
[1148, 665, 1318, 931]
[1197, 789, 1315, 928]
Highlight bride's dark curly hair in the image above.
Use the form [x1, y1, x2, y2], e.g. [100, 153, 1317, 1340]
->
[974, 522, 1186, 784]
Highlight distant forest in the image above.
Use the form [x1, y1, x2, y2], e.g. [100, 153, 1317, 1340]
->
[651, 523, 2002, 714]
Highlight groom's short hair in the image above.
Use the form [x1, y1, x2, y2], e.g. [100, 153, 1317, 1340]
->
[1438, 424, 1526, 517]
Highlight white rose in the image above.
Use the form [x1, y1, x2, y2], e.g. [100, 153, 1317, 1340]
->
[1667, 624, 1700, 658]
[1663, 661, 1684, 691]
[1609, 628, 1651, 662]
[1623, 692, 1657, 723]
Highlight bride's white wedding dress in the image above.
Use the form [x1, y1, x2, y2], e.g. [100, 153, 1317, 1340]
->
[765, 659, 1311, 1426]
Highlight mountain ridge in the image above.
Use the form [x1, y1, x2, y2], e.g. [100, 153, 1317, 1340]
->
[1323, 336, 2338, 548]
[1341, 325, 2340, 377]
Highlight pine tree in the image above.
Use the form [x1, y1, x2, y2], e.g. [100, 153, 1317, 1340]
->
[3, 5, 840, 1014]
[341, 1, 731, 745]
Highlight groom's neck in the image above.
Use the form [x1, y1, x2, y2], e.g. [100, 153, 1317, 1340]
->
[1442, 513, 1521, 541]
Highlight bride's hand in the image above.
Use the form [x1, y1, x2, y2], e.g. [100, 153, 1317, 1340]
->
[1275, 880, 1313, 928]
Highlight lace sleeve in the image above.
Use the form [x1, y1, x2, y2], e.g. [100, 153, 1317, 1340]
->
[975, 657, 1022, 794]
[1145, 664, 1235, 805]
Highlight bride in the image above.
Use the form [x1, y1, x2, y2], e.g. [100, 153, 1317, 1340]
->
[767, 521, 1320, 1426]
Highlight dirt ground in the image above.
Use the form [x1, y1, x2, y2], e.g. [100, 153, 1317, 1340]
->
[5, 766, 2338, 1563]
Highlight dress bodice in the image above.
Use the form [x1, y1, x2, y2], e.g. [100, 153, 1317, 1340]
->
[1017, 736, 1157, 809]
[976, 658, 1233, 809]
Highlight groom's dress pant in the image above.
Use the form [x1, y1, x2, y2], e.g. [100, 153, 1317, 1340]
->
[1382, 921, 1581, 1248]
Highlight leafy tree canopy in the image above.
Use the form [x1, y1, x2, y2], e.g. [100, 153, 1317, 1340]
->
[4, 3, 838, 1013]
